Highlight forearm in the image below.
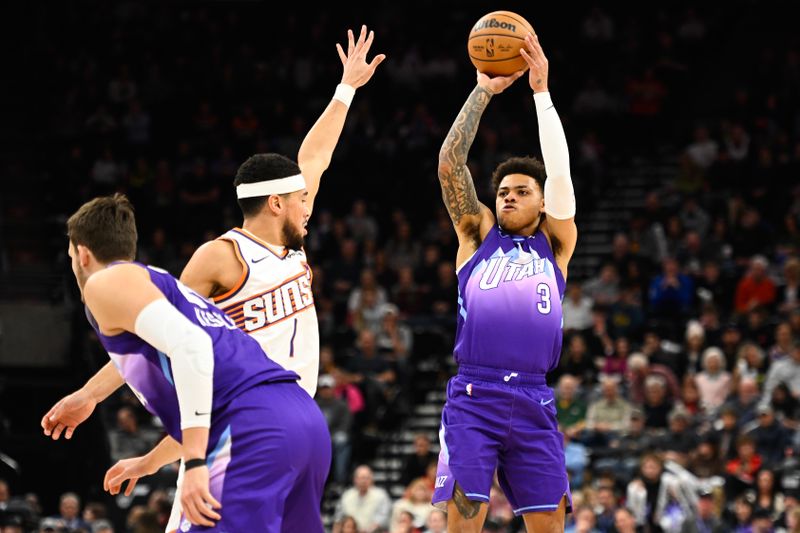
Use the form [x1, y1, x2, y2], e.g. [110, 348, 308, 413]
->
[297, 92, 351, 200]
[80, 362, 125, 402]
[144, 436, 183, 471]
[535, 92, 575, 220]
[438, 85, 491, 224]
[182, 427, 210, 461]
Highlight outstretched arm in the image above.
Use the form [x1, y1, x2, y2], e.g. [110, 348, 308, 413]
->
[41, 361, 124, 440]
[438, 70, 524, 267]
[521, 32, 578, 276]
[298, 25, 385, 214]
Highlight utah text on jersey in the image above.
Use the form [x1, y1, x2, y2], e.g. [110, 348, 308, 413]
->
[221, 264, 314, 333]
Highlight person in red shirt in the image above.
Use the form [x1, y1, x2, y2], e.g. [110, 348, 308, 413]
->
[735, 255, 776, 313]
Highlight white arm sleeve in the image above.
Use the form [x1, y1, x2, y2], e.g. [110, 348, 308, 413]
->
[534, 91, 576, 220]
[134, 299, 214, 429]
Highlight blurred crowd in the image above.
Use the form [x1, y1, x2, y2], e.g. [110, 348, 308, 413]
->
[2, 1, 800, 532]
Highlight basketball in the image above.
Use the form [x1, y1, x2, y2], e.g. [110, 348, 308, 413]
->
[468, 11, 534, 77]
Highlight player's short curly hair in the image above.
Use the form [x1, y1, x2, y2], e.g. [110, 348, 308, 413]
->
[490, 156, 546, 193]
[234, 153, 301, 218]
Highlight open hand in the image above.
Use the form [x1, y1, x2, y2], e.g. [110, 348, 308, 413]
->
[41, 389, 97, 440]
[337, 25, 386, 89]
[520, 32, 549, 93]
[476, 69, 526, 95]
[181, 466, 222, 527]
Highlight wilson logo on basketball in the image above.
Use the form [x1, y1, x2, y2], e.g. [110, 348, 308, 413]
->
[226, 271, 314, 332]
[473, 18, 517, 33]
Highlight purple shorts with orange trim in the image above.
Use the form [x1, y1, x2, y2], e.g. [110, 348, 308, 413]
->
[432, 365, 572, 516]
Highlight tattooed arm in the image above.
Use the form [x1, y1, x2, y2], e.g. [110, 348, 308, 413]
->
[438, 69, 526, 268]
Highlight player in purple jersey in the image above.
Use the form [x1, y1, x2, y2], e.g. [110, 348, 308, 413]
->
[45, 194, 330, 532]
[431, 32, 578, 531]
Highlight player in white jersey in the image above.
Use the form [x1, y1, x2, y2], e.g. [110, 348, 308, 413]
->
[41, 25, 385, 532]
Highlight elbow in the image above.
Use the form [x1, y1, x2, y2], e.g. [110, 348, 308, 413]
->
[437, 161, 453, 182]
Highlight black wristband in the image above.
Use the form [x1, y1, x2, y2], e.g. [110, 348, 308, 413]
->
[184, 458, 206, 471]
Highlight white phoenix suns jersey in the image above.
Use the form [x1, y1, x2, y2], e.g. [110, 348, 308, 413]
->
[213, 227, 319, 396]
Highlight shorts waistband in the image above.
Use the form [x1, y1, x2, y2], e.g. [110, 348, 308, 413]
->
[457, 364, 547, 386]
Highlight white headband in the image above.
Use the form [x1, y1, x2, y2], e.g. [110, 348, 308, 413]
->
[236, 174, 306, 199]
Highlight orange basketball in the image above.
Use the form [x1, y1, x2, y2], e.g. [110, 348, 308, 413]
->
[468, 11, 534, 77]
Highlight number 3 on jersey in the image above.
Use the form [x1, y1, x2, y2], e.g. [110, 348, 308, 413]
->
[536, 283, 551, 314]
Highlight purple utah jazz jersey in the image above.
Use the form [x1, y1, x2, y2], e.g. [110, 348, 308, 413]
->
[87, 264, 299, 444]
[454, 225, 566, 374]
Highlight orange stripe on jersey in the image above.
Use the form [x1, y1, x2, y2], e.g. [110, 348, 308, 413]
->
[220, 270, 308, 313]
[232, 227, 289, 259]
[212, 238, 250, 304]
[238, 302, 316, 334]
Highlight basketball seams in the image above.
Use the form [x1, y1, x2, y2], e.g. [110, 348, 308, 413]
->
[467, 54, 522, 63]
[468, 33, 525, 41]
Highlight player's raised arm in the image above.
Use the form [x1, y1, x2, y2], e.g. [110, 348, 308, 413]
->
[438, 69, 525, 266]
[297, 24, 385, 213]
[520, 32, 577, 273]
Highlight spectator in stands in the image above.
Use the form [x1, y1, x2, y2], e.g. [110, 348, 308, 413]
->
[346, 199, 379, 244]
[734, 342, 769, 391]
[558, 334, 598, 385]
[556, 374, 587, 439]
[649, 257, 694, 321]
[593, 487, 618, 533]
[722, 376, 760, 430]
[602, 337, 630, 377]
[627, 352, 681, 405]
[695, 347, 732, 412]
[763, 342, 800, 401]
[608, 286, 646, 340]
[564, 283, 594, 334]
[424, 509, 446, 533]
[583, 264, 621, 308]
[334, 465, 392, 533]
[108, 406, 153, 462]
[659, 407, 697, 460]
[399, 434, 437, 488]
[50, 493, 88, 532]
[348, 270, 388, 322]
[778, 257, 800, 316]
[316, 374, 352, 486]
[390, 478, 433, 530]
[565, 505, 600, 533]
[375, 303, 412, 362]
[688, 438, 724, 480]
[681, 374, 702, 415]
[626, 453, 688, 532]
[332, 515, 358, 533]
[680, 490, 725, 533]
[585, 375, 633, 445]
[735, 255, 777, 314]
[769, 382, 799, 425]
[746, 405, 791, 467]
[769, 322, 795, 361]
[726, 435, 763, 499]
[643, 375, 672, 430]
[750, 468, 785, 524]
[613, 507, 638, 533]
[345, 329, 396, 428]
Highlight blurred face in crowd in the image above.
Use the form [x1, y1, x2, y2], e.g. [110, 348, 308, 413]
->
[353, 466, 373, 492]
[558, 375, 578, 401]
[60, 495, 79, 519]
[597, 488, 616, 510]
[495, 175, 544, 234]
[614, 508, 636, 533]
[426, 510, 447, 532]
[776, 323, 792, 347]
[735, 498, 753, 523]
[414, 435, 430, 456]
[641, 457, 662, 481]
[697, 496, 715, 519]
[340, 516, 358, 533]
[757, 469, 775, 493]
